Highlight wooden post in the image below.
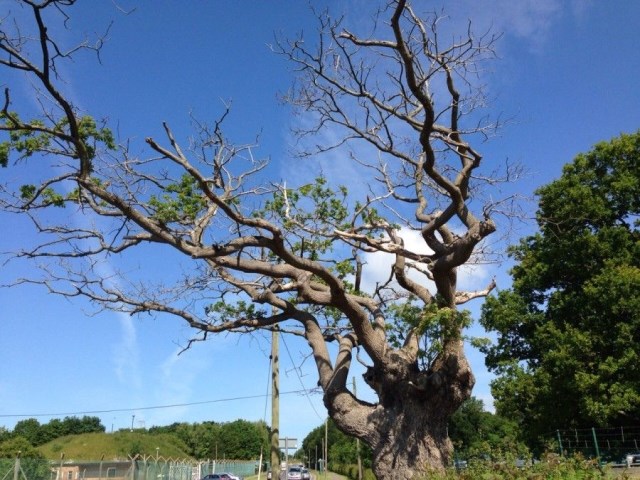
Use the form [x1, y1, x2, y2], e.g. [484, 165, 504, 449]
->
[353, 378, 362, 480]
[270, 328, 280, 476]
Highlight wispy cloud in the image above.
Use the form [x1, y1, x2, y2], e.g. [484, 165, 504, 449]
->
[148, 346, 205, 425]
[447, 0, 593, 53]
[112, 310, 142, 389]
[488, 0, 562, 44]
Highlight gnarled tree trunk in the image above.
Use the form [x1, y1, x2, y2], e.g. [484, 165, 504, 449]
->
[369, 407, 451, 479]
[324, 340, 473, 478]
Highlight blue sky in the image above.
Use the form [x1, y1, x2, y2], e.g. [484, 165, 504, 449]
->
[1, 0, 639, 453]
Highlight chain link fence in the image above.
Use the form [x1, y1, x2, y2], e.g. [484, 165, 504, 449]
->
[554, 426, 640, 464]
[0, 456, 260, 480]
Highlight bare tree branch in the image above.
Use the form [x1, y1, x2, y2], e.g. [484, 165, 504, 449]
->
[0, 1, 515, 476]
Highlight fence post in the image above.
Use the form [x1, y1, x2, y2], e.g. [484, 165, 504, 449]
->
[557, 430, 564, 456]
[59, 453, 66, 480]
[13, 453, 21, 480]
[592, 428, 600, 461]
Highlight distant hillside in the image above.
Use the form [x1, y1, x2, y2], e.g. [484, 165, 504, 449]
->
[37, 431, 192, 461]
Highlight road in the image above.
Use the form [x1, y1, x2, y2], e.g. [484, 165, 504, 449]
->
[273, 472, 346, 480]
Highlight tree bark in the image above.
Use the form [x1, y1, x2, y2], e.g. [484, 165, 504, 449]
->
[324, 340, 473, 478]
[370, 410, 451, 480]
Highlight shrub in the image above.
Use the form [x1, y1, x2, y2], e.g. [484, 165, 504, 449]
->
[425, 453, 618, 479]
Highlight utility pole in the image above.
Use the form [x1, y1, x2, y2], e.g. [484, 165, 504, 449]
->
[324, 419, 328, 480]
[270, 328, 280, 476]
[353, 377, 362, 480]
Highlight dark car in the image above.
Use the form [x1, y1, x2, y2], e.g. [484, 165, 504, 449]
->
[201, 475, 231, 480]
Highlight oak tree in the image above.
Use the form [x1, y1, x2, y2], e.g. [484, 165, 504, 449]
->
[480, 132, 640, 449]
[1, 1, 505, 476]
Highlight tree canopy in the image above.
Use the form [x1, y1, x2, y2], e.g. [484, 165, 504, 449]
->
[480, 131, 640, 448]
[147, 419, 269, 460]
[299, 419, 373, 470]
[9, 416, 105, 447]
[447, 397, 524, 459]
[0, 1, 508, 476]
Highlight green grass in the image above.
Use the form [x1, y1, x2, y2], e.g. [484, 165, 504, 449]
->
[37, 431, 192, 461]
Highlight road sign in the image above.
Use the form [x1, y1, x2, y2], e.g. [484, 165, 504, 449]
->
[279, 437, 297, 450]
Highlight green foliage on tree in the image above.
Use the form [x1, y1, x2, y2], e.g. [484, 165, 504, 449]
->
[299, 419, 372, 469]
[448, 397, 526, 459]
[148, 420, 269, 460]
[0, 112, 115, 168]
[9, 417, 105, 447]
[0, 436, 41, 457]
[480, 131, 640, 449]
[0, 437, 51, 480]
[150, 422, 222, 460]
[11, 419, 42, 447]
[219, 420, 269, 460]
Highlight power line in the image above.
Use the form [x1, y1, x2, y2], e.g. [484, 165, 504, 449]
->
[0, 389, 319, 419]
[262, 342, 272, 424]
[280, 333, 324, 421]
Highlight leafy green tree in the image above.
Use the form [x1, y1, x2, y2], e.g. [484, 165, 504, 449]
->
[149, 422, 219, 459]
[39, 419, 64, 445]
[61, 416, 105, 435]
[448, 397, 525, 459]
[300, 420, 341, 468]
[148, 420, 268, 460]
[300, 419, 372, 469]
[480, 132, 640, 449]
[39, 416, 105, 444]
[219, 420, 269, 460]
[183, 422, 222, 460]
[11, 419, 42, 446]
[0, 436, 51, 480]
[1, 1, 507, 476]
[11, 416, 106, 446]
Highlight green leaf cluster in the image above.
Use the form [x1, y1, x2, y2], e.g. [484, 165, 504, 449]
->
[3, 113, 116, 209]
[149, 174, 208, 223]
[19, 177, 109, 208]
[0, 111, 47, 166]
[260, 176, 351, 247]
[1, 112, 115, 167]
[258, 176, 385, 259]
[385, 300, 471, 365]
[204, 300, 266, 324]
